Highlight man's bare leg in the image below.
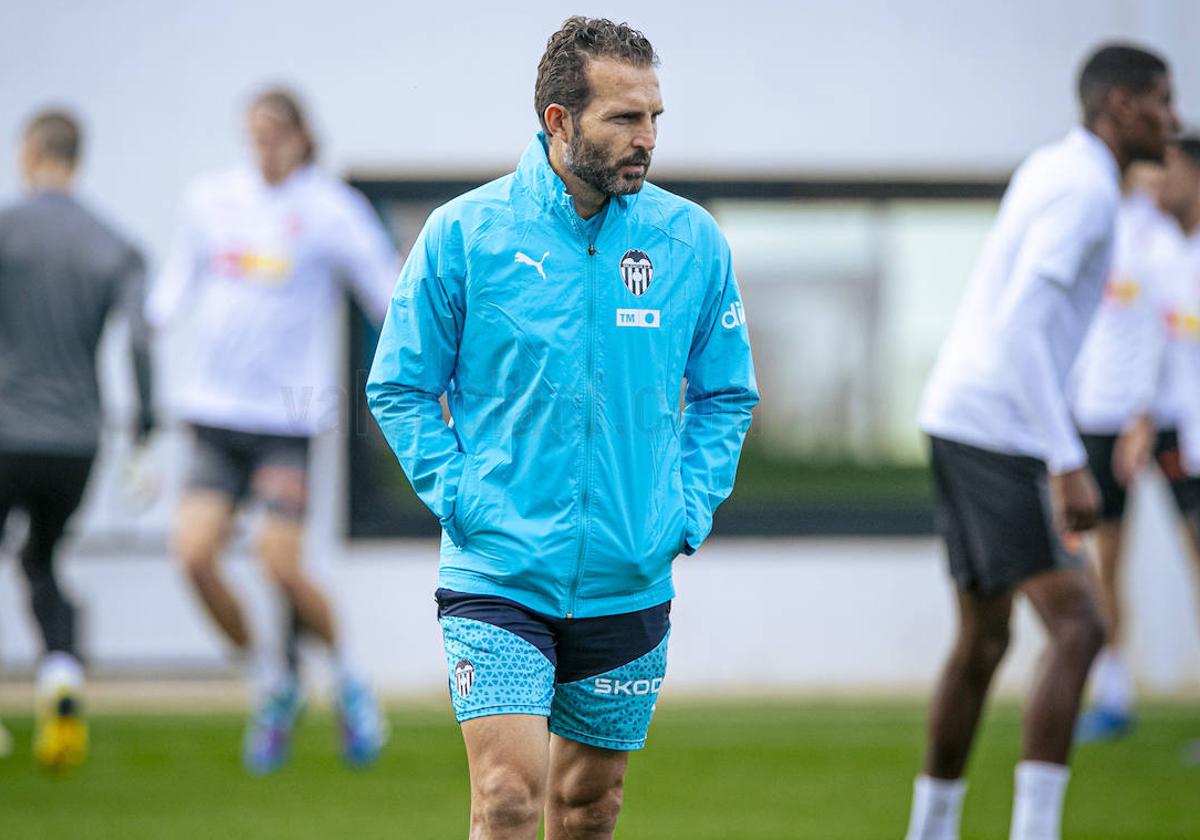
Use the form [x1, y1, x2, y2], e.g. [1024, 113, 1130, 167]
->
[905, 588, 1013, 840]
[1091, 522, 1125, 643]
[544, 735, 628, 840]
[174, 492, 245, 646]
[1019, 567, 1105, 764]
[257, 514, 336, 646]
[1079, 521, 1136, 728]
[1005, 567, 1104, 840]
[923, 588, 1014, 779]
[462, 715, 549, 840]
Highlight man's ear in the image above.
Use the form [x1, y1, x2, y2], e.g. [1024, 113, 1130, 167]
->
[544, 104, 573, 142]
[1106, 86, 1135, 126]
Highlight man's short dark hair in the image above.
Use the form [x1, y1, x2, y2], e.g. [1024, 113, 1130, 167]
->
[24, 109, 82, 166]
[1078, 43, 1168, 124]
[534, 16, 659, 132]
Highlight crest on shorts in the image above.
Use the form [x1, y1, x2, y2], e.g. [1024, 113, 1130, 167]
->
[453, 659, 475, 698]
[619, 249, 654, 297]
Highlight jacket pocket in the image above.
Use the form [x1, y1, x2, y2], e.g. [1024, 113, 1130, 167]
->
[452, 455, 480, 545]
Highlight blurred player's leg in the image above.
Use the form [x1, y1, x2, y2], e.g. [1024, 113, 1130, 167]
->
[1182, 511, 1200, 764]
[1012, 568, 1104, 840]
[8, 453, 94, 771]
[174, 491, 244, 646]
[462, 715, 549, 840]
[906, 589, 1011, 840]
[1076, 520, 1135, 741]
[254, 461, 385, 768]
[544, 736, 628, 840]
[0, 493, 11, 762]
[925, 590, 1014, 778]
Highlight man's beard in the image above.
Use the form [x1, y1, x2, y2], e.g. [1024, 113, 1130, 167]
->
[564, 128, 651, 196]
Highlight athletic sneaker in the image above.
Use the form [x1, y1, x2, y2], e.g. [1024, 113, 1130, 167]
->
[243, 679, 303, 775]
[0, 716, 12, 758]
[33, 687, 88, 771]
[1075, 706, 1134, 743]
[335, 677, 387, 767]
[1183, 739, 1200, 766]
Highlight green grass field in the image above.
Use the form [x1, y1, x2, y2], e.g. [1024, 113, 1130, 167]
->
[2, 700, 1196, 839]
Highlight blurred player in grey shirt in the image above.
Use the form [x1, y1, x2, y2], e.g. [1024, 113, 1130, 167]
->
[0, 109, 153, 769]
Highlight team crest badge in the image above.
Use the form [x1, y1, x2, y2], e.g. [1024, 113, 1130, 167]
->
[620, 249, 654, 296]
[453, 659, 475, 698]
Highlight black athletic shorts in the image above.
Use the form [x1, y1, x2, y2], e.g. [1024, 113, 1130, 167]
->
[929, 436, 1084, 594]
[1082, 428, 1200, 522]
[185, 424, 310, 518]
[0, 451, 95, 544]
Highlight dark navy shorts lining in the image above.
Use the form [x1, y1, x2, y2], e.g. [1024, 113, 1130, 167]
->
[434, 588, 670, 684]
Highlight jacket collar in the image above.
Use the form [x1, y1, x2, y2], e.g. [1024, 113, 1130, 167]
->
[515, 132, 635, 219]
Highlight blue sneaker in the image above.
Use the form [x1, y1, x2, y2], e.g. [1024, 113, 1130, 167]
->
[335, 677, 387, 767]
[243, 679, 303, 775]
[1075, 707, 1134, 743]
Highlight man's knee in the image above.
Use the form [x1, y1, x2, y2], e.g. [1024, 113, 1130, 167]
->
[554, 780, 624, 835]
[474, 766, 543, 830]
[1050, 610, 1105, 664]
[175, 529, 222, 581]
[956, 616, 1011, 677]
[257, 523, 304, 591]
[174, 495, 232, 580]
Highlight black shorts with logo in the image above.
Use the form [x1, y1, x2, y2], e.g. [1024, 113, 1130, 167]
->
[929, 436, 1084, 595]
[1082, 428, 1200, 522]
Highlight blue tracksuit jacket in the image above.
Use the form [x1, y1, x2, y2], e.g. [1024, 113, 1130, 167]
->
[367, 134, 758, 617]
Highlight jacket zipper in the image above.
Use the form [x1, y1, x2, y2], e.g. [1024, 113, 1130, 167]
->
[567, 209, 600, 619]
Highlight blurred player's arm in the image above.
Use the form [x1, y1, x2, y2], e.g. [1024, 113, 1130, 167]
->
[365, 210, 468, 546]
[332, 190, 401, 327]
[997, 188, 1111, 529]
[118, 248, 156, 441]
[679, 224, 759, 555]
[145, 185, 204, 331]
[1113, 413, 1155, 486]
[1113, 256, 1177, 484]
[1167, 301, 1200, 476]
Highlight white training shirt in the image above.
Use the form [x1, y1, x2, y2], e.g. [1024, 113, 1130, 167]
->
[918, 127, 1120, 473]
[1070, 192, 1183, 435]
[1154, 230, 1200, 473]
[147, 165, 397, 436]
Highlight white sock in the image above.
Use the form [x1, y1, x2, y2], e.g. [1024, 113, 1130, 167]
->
[1010, 761, 1070, 840]
[335, 652, 360, 687]
[1090, 648, 1133, 715]
[905, 775, 967, 840]
[36, 652, 84, 698]
[250, 644, 290, 695]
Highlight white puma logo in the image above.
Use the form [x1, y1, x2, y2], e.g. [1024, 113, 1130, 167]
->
[514, 251, 550, 279]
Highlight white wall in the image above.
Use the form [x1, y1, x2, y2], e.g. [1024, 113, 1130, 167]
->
[2, 0, 1199, 259]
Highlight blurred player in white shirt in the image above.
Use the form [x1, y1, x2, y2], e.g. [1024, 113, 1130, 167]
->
[907, 44, 1177, 840]
[1073, 134, 1200, 742]
[148, 88, 397, 774]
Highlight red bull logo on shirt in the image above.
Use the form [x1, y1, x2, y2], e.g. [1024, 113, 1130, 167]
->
[212, 250, 293, 285]
[1102, 276, 1141, 306]
[1166, 309, 1200, 341]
